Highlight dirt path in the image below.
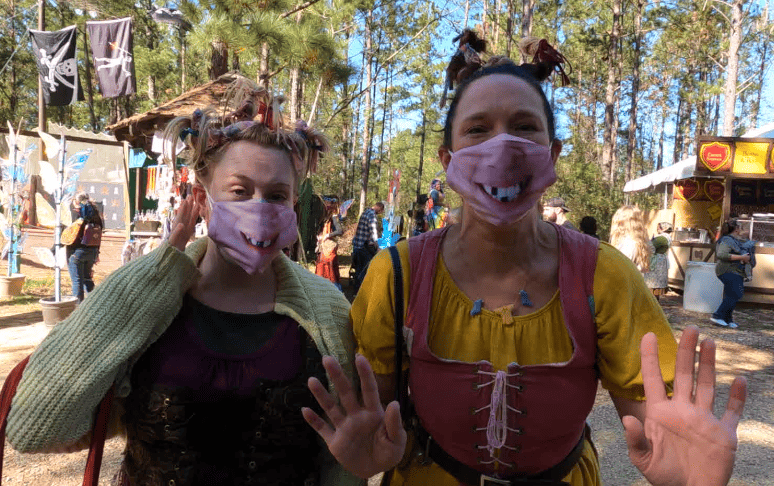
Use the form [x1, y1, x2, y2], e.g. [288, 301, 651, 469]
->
[1, 239, 772, 484]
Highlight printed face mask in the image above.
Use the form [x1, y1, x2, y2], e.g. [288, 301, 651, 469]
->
[207, 195, 298, 274]
[445, 133, 557, 226]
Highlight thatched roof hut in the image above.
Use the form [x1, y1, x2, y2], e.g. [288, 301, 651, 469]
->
[106, 73, 238, 152]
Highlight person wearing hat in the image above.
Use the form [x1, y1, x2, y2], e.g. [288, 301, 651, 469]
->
[543, 196, 578, 231]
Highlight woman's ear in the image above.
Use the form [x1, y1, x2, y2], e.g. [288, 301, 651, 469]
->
[438, 146, 452, 171]
[550, 140, 563, 166]
[191, 183, 209, 221]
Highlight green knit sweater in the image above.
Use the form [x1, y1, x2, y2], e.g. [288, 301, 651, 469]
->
[7, 238, 362, 485]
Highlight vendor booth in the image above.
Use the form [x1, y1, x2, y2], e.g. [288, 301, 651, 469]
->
[625, 124, 774, 304]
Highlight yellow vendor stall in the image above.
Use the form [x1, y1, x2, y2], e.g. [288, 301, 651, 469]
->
[623, 126, 774, 303]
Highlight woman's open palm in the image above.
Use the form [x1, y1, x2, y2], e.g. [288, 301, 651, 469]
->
[624, 326, 747, 486]
[303, 355, 407, 479]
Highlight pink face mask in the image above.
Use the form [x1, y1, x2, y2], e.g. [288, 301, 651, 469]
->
[445, 133, 557, 226]
[207, 195, 298, 274]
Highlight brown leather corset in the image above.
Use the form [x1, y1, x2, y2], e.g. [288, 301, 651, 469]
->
[115, 333, 328, 486]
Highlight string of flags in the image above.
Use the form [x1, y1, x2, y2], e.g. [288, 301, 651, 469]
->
[29, 17, 135, 107]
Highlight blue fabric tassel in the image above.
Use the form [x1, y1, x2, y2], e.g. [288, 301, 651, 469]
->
[470, 299, 483, 316]
[520, 290, 533, 307]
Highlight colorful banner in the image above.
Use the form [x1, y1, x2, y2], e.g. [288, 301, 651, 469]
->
[29, 25, 83, 106]
[87, 17, 136, 98]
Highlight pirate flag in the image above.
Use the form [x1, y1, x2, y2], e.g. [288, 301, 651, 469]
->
[29, 25, 84, 106]
[87, 17, 136, 98]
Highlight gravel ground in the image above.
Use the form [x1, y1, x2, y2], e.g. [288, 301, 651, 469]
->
[1, 289, 772, 485]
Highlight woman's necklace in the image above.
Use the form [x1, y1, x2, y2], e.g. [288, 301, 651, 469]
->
[470, 288, 533, 317]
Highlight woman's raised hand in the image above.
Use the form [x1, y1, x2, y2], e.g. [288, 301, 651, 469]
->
[623, 326, 747, 486]
[167, 197, 199, 252]
[303, 354, 407, 479]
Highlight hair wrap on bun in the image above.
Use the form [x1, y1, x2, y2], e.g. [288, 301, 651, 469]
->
[162, 74, 328, 187]
[518, 37, 571, 86]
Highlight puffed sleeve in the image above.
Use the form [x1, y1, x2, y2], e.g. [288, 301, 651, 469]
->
[594, 243, 677, 400]
[351, 241, 411, 375]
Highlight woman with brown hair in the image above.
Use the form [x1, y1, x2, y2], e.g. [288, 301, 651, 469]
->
[6, 75, 362, 486]
[303, 33, 747, 486]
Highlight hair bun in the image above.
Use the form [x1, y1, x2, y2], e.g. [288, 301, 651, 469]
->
[518, 37, 571, 86]
[440, 29, 488, 108]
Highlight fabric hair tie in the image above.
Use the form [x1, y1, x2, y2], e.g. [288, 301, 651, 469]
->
[519, 38, 571, 86]
[440, 29, 487, 108]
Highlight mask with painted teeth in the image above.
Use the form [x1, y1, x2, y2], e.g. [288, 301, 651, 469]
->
[206, 194, 298, 274]
[446, 133, 556, 226]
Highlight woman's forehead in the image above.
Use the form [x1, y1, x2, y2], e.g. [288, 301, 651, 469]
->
[214, 141, 295, 184]
[456, 74, 546, 121]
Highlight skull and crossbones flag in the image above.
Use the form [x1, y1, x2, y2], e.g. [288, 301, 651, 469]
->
[29, 25, 84, 106]
[86, 17, 136, 98]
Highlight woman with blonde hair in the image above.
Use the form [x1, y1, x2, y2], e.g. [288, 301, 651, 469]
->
[610, 205, 653, 274]
[6, 74, 362, 486]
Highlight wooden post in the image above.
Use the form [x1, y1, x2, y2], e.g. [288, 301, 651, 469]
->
[37, 0, 46, 145]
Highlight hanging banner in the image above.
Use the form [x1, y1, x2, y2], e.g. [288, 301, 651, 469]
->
[87, 17, 136, 98]
[29, 25, 83, 106]
[733, 142, 769, 175]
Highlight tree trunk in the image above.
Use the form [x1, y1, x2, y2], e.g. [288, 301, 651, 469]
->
[505, 0, 514, 58]
[482, 0, 488, 41]
[258, 43, 269, 87]
[375, 65, 390, 201]
[751, 37, 768, 128]
[289, 10, 303, 123]
[722, 0, 743, 136]
[209, 40, 228, 80]
[416, 110, 427, 199]
[673, 93, 684, 165]
[493, 0, 501, 51]
[464, 0, 470, 28]
[601, 0, 622, 183]
[625, 0, 642, 182]
[358, 11, 373, 216]
[180, 29, 187, 92]
[520, 0, 535, 63]
[307, 77, 324, 125]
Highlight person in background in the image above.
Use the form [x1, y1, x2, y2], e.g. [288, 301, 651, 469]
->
[579, 216, 599, 239]
[426, 179, 448, 231]
[352, 201, 384, 288]
[67, 192, 103, 302]
[543, 196, 577, 230]
[610, 205, 653, 278]
[712, 218, 750, 329]
[409, 195, 428, 237]
[647, 222, 672, 300]
[315, 196, 344, 290]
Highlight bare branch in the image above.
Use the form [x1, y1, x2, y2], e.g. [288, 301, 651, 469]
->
[279, 0, 323, 20]
[323, 14, 444, 127]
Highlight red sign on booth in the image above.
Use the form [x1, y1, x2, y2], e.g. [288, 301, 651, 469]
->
[699, 142, 732, 172]
[704, 180, 725, 202]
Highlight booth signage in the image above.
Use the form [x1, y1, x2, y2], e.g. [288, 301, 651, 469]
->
[704, 180, 725, 202]
[699, 141, 732, 171]
[733, 142, 769, 174]
[761, 181, 774, 205]
[731, 180, 757, 205]
[696, 137, 774, 175]
[674, 179, 701, 200]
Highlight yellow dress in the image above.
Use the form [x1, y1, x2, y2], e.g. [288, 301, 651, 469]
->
[352, 240, 677, 486]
